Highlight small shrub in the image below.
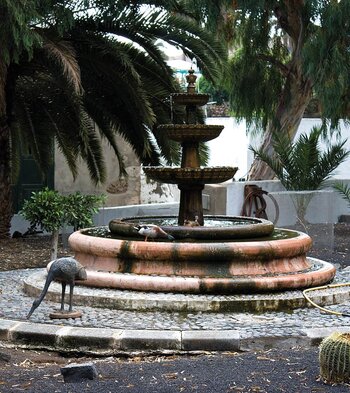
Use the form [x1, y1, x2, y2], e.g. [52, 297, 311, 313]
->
[20, 188, 106, 260]
[64, 192, 106, 231]
[20, 188, 65, 260]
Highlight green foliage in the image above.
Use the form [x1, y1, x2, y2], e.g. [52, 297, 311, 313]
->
[250, 126, 350, 191]
[20, 188, 65, 232]
[198, 76, 228, 104]
[333, 182, 350, 209]
[303, 1, 350, 126]
[5, 0, 226, 184]
[0, 0, 76, 64]
[180, 0, 350, 131]
[20, 188, 106, 233]
[64, 192, 106, 231]
[226, 46, 286, 130]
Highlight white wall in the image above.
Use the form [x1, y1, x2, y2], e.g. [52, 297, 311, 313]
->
[206, 117, 248, 180]
[206, 117, 350, 180]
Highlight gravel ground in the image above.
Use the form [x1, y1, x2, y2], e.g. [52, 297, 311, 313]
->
[0, 224, 350, 392]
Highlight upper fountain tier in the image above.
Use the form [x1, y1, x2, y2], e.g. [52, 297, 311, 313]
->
[158, 124, 224, 143]
[171, 92, 209, 107]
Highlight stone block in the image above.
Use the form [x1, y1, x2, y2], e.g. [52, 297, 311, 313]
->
[0, 352, 11, 362]
[61, 362, 98, 383]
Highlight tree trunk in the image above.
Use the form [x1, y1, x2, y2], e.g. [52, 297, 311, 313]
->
[0, 59, 11, 238]
[248, 72, 313, 180]
[248, 2, 313, 180]
[50, 229, 59, 261]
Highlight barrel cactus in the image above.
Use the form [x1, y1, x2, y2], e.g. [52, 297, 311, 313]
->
[319, 332, 350, 383]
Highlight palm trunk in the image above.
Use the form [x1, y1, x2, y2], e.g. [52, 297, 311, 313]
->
[0, 59, 11, 238]
[248, 72, 312, 180]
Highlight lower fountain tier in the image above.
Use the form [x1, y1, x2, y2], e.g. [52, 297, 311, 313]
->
[68, 229, 336, 294]
[142, 166, 237, 185]
[24, 258, 339, 312]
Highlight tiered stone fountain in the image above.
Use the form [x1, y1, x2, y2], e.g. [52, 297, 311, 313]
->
[67, 70, 336, 300]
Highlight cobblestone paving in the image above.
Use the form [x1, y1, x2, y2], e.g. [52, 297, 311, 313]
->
[2, 268, 350, 339]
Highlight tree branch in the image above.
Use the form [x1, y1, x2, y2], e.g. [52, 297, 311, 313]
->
[257, 54, 290, 77]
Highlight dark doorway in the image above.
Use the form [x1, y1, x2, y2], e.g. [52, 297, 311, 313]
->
[11, 149, 54, 213]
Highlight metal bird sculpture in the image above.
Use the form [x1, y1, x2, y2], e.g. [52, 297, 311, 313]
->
[134, 224, 175, 242]
[26, 257, 87, 319]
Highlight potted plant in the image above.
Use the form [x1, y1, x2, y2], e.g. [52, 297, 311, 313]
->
[250, 126, 349, 230]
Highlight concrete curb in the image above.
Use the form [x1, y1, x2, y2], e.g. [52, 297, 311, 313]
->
[1, 318, 348, 354]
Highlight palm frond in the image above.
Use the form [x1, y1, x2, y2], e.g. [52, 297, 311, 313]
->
[78, 108, 106, 184]
[40, 35, 82, 95]
[333, 182, 350, 208]
[10, 1, 224, 187]
[250, 126, 349, 191]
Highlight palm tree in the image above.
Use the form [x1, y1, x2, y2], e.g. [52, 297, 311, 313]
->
[333, 182, 350, 209]
[250, 126, 349, 228]
[0, 1, 225, 238]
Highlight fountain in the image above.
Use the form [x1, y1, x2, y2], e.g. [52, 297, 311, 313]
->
[67, 70, 336, 301]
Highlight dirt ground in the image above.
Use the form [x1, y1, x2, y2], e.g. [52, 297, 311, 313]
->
[0, 235, 71, 272]
[0, 224, 350, 391]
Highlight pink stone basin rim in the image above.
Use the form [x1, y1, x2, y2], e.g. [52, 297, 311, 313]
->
[77, 259, 336, 294]
[68, 229, 336, 293]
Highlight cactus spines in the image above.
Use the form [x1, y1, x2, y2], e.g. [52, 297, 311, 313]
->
[319, 332, 350, 384]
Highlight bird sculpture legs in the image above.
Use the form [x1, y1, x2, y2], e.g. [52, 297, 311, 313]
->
[49, 280, 82, 319]
[59, 282, 75, 313]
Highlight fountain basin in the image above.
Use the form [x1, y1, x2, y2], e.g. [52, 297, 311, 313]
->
[68, 226, 336, 294]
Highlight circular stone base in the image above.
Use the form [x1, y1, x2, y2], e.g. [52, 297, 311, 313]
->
[23, 259, 343, 313]
[49, 310, 82, 319]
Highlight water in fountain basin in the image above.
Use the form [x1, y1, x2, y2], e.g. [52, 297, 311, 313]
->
[84, 226, 299, 242]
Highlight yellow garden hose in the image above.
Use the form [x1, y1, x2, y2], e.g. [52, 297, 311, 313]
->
[303, 282, 350, 317]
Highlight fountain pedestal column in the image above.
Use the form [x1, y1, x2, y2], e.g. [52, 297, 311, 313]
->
[181, 141, 200, 167]
[178, 183, 204, 225]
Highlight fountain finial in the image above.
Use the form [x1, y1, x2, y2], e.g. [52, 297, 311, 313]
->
[186, 68, 197, 94]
